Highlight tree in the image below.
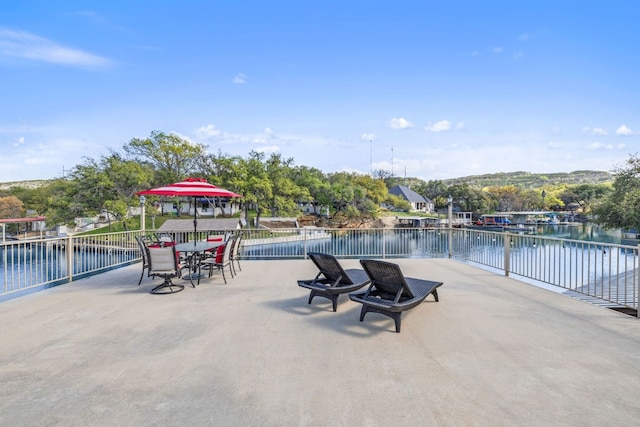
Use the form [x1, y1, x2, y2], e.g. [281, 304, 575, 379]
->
[123, 131, 206, 185]
[41, 178, 82, 227]
[235, 151, 272, 227]
[486, 185, 525, 211]
[385, 194, 411, 212]
[572, 183, 611, 211]
[48, 153, 155, 230]
[447, 183, 494, 213]
[0, 196, 25, 218]
[592, 155, 640, 232]
[291, 166, 328, 215]
[328, 172, 385, 225]
[264, 154, 307, 217]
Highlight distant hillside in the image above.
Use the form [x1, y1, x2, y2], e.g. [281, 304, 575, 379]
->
[0, 170, 614, 193]
[0, 180, 51, 190]
[441, 170, 613, 189]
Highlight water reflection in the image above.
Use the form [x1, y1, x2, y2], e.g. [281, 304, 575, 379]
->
[535, 224, 621, 244]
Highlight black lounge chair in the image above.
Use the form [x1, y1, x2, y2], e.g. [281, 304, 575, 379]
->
[349, 259, 442, 333]
[297, 252, 371, 312]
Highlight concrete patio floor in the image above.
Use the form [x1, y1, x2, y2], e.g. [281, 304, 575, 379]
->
[1, 258, 640, 426]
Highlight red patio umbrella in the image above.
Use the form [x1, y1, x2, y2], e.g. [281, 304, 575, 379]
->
[136, 178, 242, 238]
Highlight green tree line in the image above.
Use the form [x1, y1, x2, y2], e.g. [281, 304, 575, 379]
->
[0, 130, 636, 232]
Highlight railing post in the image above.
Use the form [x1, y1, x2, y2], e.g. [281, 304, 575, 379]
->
[382, 228, 386, 259]
[504, 232, 510, 277]
[304, 228, 308, 259]
[448, 196, 453, 258]
[66, 236, 74, 282]
[637, 244, 640, 318]
[2, 241, 7, 293]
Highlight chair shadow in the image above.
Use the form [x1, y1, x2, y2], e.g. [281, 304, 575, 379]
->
[262, 293, 399, 337]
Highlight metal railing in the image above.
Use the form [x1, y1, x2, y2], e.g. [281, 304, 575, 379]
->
[2, 227, 638, 315]
[451, 228, 639, 314]
[1, 231, 143, 299]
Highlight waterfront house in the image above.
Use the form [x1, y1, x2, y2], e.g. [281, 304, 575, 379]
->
[388, 185, 434, 213]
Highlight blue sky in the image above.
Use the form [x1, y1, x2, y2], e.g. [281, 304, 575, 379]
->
[1, 1, 639, 183]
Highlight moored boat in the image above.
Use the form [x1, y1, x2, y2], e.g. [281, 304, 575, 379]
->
[466, 214, 536, 233]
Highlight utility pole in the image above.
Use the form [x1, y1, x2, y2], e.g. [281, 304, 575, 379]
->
[370, 139, 373, 176]
[391, 146, 394, 177]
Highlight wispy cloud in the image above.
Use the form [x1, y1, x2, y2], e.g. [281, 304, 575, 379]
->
[388, 117, 414, 129]
[518, 33, 531, 41]
[425, 120, 452, 132]
[361, 133, 376, 141]
[615, 124, 633, 136]
[232, 73, 247, 84]
[587, 142, 614, 150]
[0, 28, 113, 68]
[583, 126, 608, 136]
[492, 46, 504, 54]
[195, 124, 222, 140]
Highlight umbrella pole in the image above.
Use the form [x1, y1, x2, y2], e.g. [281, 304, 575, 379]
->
[193, 196, 198, 243]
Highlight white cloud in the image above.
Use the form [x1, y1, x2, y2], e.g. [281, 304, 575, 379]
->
[518, 33, 531, 41]
[12, 136, 25, 146]
[253, 145, 280, 154]
[361, 133, 376, 141]
[587, 142, 614, 150]
[513, 51, 524, 60]
[195, 124, 221, 140]
[493, 46, 504, 54]
[615, 124, 633, 136]
[24, 157, 48, 165]
[232, 73, 246, 84]
[546, 141, 564, 149]
[456, 122, 465, 130]
[583, 126, 608, 136]
[425, 120, 452, 132]
[388, 118, 414, 129]
[0, 28, 112, 68]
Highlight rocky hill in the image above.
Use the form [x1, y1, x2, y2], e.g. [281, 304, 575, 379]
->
[441, 170, 613, 189]
[0, 180, 51, 190]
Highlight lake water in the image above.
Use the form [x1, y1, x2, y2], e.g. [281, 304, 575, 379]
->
[535, 223, 622, 243]
[0, 224, 628, 289]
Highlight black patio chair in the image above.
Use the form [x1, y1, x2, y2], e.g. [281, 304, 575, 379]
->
[349, 259, 442, 333]
[297, 252, 371, 312]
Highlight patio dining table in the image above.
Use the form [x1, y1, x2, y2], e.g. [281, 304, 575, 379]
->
[175, 241, 224, 286]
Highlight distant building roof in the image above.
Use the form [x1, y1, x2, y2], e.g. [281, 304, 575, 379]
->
[157, 218, 241, 232]
[388, 185, 428, 203]
[0, 216, 46, 224]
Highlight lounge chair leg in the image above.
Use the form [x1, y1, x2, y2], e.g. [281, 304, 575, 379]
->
[138, 269, 144, 286]
[431, 289, 439, 302]
[392, 313, 402, 333]
[359, 306, 368, 322]
[330, 295, 338, 312]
